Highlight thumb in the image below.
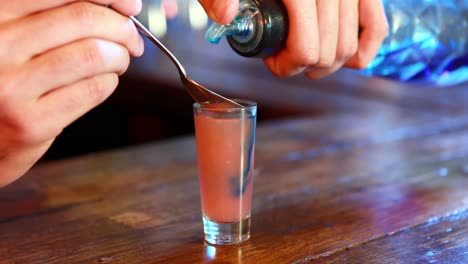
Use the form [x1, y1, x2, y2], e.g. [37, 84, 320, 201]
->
[199, 0, 239, 24]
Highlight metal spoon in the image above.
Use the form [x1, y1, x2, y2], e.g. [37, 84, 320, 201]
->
[130, 16, 244, 108]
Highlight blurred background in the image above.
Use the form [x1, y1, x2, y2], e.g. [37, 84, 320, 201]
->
[40, 0, 468, 162]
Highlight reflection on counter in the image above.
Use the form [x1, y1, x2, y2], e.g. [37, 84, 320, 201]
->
[203, 243, 244, 263]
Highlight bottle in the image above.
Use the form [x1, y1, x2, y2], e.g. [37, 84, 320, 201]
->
[205, 0, 468, 86]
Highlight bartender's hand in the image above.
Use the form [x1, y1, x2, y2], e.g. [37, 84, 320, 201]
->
[0, 0, 144, 187]
[199, 0, 388, 79]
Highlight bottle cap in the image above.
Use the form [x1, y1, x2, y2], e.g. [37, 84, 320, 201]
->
[205, 0, 288, 57]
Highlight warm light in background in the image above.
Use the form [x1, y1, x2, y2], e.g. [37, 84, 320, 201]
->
[188, 0, 208, 30]
[148, 2, 167, 37]
[161, 0, 179, 19]
[144, 0, 209, 37]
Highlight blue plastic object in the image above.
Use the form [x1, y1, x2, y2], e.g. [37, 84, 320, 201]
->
[362, 0, 468, 86]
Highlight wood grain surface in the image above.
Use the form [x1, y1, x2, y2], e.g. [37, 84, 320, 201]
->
[1, 107, 468, 263]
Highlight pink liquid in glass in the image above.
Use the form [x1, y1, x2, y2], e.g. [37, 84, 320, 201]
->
[194, 102, 255, 223]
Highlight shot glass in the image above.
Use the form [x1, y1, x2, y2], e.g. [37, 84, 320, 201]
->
[193, 99, 257, 245]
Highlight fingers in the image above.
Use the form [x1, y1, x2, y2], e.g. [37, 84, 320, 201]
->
[345, 0, 388, 69]
[198, 0, 239, 24]
[21, 39, 130, 98]
[0, 2, 143, 68]
[36, 73, 119, 138]
[0, 73, 118, 146]
[306, 0, 359, 79]
[263, 0, 319, 77]
[262, 0, 386, 79]
[0, 0, 142, 22]
[0, 0, 142, 185]
[313, 0, 339, 69]
[0, 139, 54, 187]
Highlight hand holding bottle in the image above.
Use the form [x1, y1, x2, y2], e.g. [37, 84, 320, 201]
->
[199, 0, 388, 79]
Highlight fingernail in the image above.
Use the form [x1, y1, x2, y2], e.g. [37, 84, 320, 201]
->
[213, 0, 229, 23]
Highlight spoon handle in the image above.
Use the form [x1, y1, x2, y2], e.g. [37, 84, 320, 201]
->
[129, 16, 186, 76]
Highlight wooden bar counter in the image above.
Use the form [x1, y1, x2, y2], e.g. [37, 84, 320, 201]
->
[1, 96, 468, 263]
[1, 3, 467, 263]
